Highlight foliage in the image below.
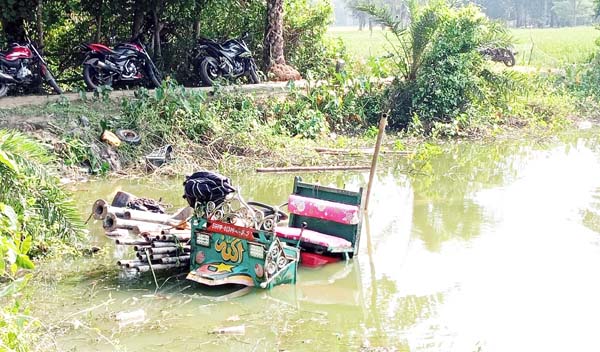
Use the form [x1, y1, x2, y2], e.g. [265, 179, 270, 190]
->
[0, 130, 84, 351]
[552, 0, 594, 26]
[355, 1, 516, 131]
[284, 0, 338, 77]
[473, 0, 594, 27]
[0, 0, 336, 86]
[0, 130, 83, 249]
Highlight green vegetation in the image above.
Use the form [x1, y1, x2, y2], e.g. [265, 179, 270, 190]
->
[0, 0, 337, 85]
[0, 131, 84, 351]
[512, 26, 598, 67]
[327, 25, 599, 68]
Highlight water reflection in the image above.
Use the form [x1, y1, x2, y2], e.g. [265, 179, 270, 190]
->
[29, 128, 600, 351]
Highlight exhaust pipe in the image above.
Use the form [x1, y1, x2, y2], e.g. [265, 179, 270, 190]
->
[0, 72, 16, 82]
[95, 61, 119, 73]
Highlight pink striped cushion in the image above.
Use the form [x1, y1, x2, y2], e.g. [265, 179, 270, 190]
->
[275, 226, 352, 249]
[288, 194, 360, 225]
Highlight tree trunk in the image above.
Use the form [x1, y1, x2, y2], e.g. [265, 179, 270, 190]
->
[131, 0, 145, 38]
[36, 0, 44, 54]
[263, 0, 285, 70]
[193, 0, 203, 40]
[93, 0, 103, 42]
[152, 1, 162, 59]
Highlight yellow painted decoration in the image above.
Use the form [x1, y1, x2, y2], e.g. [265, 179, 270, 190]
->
[215, 263, 234, 272]
[215, 237, 245, 263]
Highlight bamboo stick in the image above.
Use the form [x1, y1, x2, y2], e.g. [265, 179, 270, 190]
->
[131, 225, 167, 235]
[148, 246, 190, 255]
[160, 255, 190, 264]
[365, 113, 388, 210]
[151, 241, 181, 248]
[141, 232, 162, 241]
[134, 262, 188, 273]
[314, 147, 412, 155]
[103, 213, 168, 233]
[256, 165, 371, 173]
[123, 209, 184, 227]
[133, 244, 152, 251]
[115, 239, 151, 246]
[149, 253, 171, 260]
[117, 259, 147, 267]
[160, 234, 191, 242]
[137, 252, 171, 261]
[160, 228, 191, 236]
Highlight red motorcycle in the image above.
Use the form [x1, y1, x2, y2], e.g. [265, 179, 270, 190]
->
[80, 35, 162, 90]
[0, 36, 62, 98]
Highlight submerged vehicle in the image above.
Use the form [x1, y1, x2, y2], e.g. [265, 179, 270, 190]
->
[93, 173, 364, 292]
[186, 176, 364, 289]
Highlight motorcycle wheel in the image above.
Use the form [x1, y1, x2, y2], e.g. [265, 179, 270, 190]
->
[502, 49, 516, 67]
[146, 63, 162, 88]
[83, 64, 113, 90]
[0, 83, 7, 98]
[42, 65, 63, 95]
[248, 68, 260, 84]
[198, 57, 220, 86]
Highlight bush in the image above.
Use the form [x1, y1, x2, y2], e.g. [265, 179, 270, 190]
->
[284, 0, 340, 78]
[356, 1, 514, 132]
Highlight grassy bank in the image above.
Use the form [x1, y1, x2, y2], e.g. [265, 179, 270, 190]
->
[327, 26, 599, 68]
[0, 70, 586, 180]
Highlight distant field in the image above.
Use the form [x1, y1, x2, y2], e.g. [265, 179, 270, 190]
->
[327, 26, 599, 68]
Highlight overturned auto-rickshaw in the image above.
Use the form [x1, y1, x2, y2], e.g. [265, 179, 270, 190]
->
[93, 171, 364, 291]
[184, 173, 364, 289]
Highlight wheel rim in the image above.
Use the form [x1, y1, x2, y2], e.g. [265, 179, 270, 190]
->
[91, 67, 111, 86]
[207, 62, 219, 80]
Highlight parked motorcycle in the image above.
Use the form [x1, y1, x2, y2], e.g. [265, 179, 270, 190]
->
[479, 47, 517, 67]
[80, 35, 162, 90]
[0, 36, 62, 98]
[194, 33, 260, 86]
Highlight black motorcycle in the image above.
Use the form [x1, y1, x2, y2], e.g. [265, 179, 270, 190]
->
[194, 33, 260, 86]
[479, 47, 517, 67]
[0, 36, 62, 98]
[80, 35, 162, 90]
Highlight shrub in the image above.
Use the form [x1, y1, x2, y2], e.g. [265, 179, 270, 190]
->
[355, 0, 514, 132]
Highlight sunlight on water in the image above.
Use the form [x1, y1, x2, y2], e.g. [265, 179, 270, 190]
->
[30, 129, 600, 351]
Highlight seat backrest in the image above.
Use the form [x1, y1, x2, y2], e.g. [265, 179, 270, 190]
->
[288, 177, 364, 252]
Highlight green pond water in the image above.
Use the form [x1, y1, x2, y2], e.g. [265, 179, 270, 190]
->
[28, 128, 600, 351]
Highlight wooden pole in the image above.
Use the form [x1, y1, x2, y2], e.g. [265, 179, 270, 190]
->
[364, 114, 387, 211]
[256, 165, 371, 173]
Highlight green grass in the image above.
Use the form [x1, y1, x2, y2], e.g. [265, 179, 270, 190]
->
[512, 27, 598, 67]
[327, 26, 600, 68]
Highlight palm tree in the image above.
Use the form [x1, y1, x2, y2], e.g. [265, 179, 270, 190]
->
[0, 130, 83, 246]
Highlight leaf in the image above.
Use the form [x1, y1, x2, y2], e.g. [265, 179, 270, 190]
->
[0, 149, 18, 172]
[20, 236, 32, 255]
[16, 254, 34, 270]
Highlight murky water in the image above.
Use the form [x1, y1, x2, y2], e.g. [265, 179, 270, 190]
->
[28, 128, 600, 351]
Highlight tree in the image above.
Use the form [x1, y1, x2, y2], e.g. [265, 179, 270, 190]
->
[553, 0, 593, 25]
[263, 0, 301, 80]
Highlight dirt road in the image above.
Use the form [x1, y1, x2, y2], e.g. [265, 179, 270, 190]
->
[0, 80, 303, 109]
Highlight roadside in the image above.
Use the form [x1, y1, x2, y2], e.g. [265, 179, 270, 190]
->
[0, 80, 301, 109]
